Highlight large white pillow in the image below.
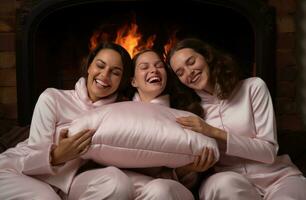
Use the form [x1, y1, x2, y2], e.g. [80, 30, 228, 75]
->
[68, 101, 219, 168]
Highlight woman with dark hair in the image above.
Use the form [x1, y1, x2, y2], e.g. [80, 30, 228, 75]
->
[168, 38, 306, 200]
[125, 49, 215, 200]
[0, 42, 134, 199]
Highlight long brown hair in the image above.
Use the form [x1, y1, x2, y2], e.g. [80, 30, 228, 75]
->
[166, 38, 241, 117]
[167, 38, 240, 100]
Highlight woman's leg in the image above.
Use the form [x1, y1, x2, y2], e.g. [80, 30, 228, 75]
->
[199, 171, 262, 200]
[124, 170, 194, 200]
[68, 166, 133, 200]
[0, 170, 61, 200]
[138, 178, 194, 200]
[264, 175, 306, 200]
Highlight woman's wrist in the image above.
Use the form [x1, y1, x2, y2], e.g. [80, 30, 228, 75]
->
[50, 148, 58, 166]
[213, 128, 227, 141]
[206, 124, 227, 141]
[50, 147, 64, 166]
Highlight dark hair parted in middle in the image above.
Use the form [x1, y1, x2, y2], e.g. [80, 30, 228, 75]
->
[125, 49, 171, 99]
[81, 41, 133, 101]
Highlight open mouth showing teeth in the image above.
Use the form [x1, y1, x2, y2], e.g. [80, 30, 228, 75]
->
[147, 76, 161, 83]
[95, 79, 110, 87]
[190, 73, 201, 84]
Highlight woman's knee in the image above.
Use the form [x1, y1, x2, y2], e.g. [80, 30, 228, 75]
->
[0, 171, 61, 200]
[69, 166, 133, 200]
[199, 171, 260, 200]
[265, 175, 306, 200]
[140, 179, 194, 200]
[92, 166, 133, 199]
[203, 171, 248, 188]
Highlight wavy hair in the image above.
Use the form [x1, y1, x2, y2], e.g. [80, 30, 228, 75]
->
[167, 38, 240, 100]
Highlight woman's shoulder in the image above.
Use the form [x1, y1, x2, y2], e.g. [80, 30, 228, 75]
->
[238, 77, 270, 97]
[230, 77, 270, 102]
[38, 87, 74, 103]
[241, 77, 268, 90]
[41, 87, 72, 96]
[243, 77, 266, 85]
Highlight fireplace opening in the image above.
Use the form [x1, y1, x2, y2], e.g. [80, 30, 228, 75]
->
[16, 0, 276, 125]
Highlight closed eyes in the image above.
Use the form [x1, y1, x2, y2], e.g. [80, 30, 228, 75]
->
[186, 56, 195, 66]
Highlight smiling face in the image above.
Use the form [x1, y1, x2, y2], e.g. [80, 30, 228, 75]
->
[170, 48, 212, 92]
[87, 48, 124, 102]
[132, 51, 167, 102]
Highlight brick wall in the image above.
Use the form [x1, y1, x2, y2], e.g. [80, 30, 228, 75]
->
[0, 0, 305, 133]
[267, 0, 306, 132]
[0, 0, 20, 132]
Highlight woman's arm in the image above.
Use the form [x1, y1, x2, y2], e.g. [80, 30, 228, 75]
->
[176, 78, 278, 164]
[224, 78, 278, 163]
[22, 89, 94, 174]
[20, 89, 59, 175]
[176, 116, 227, 141]
[50, 128, 93, 165]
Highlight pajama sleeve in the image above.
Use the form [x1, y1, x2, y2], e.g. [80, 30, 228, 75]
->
[22, 89, 59, 175]
[226, 78, 278, 164]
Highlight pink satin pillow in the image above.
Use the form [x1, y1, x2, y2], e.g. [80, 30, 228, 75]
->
[69, 101, 219, 168]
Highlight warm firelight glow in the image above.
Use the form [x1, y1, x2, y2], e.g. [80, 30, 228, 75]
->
[90, 32, 110, 51]
[115, 22, 142, 57]
[89, 21, 177, 58]
[163, 34, 177, 60]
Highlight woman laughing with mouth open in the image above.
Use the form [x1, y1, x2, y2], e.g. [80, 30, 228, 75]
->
[123, 49, 216, 200]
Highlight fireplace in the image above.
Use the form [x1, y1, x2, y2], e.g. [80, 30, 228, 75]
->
[16, 0, 276, 125]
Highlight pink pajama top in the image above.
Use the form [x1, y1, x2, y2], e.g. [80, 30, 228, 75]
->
[0, 77, 117, 193]
[196, 77, 302, 193]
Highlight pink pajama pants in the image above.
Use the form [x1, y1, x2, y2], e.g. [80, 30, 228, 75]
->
[124, 170, 194, 200]
[0, 169, 62, 199]
[0, 166, 194, 200]
[67, 166, 134, 200]
[69, 168, 194, 199]
[0, 166, 133, 200]
[199, 171, 306, 200]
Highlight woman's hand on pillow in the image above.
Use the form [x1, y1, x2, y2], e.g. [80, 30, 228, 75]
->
[176, 116, 227, 141]
[50, 129, 94, 166]
[175, 147, 215, 176]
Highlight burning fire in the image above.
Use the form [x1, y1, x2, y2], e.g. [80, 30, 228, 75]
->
[114, 22, 156, 57]
[163, 32, 178, 60]
[89, 21, 177, 58]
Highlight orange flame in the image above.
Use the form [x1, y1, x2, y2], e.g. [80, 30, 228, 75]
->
[115, 22, 141, 57]
[163, 31, 178, 60]
[90, 31, 110, 51]
[115, 22, 157, 57]
[89, 21, 177, 59]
